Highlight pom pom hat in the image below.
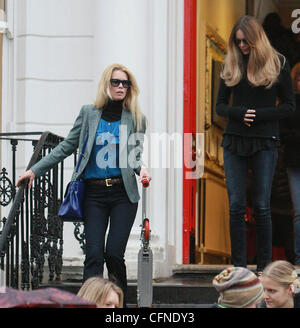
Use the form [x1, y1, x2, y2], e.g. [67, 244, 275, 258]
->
[213, 267, 264, 308]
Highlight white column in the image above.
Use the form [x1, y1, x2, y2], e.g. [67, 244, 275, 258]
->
[1, 0, 16, 230]
[165, 0, 184, 268]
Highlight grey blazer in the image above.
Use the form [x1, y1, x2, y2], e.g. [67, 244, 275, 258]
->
[31, 104, 146, 203]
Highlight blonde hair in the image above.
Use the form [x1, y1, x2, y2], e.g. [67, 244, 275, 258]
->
[94, 63, 144, 131]
[77, 277, 123, 308]
[262, 260, 300, 291]
[291, 62, 300, 92]
[221, 15, 283, 89]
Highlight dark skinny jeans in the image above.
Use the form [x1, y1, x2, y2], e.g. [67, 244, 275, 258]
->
[223, 148, 278, 272]
[82, 183, 138, 307]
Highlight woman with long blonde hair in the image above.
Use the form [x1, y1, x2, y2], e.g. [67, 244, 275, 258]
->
[94, 64, 144, 131]
[260, 260, 300, 308]
[216, 16, 295, 274]
[17, 63, 151, 307]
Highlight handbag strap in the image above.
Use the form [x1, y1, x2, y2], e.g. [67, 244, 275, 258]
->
[75, 128, 89, 173]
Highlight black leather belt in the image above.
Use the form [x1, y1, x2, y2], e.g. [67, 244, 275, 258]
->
[86, 177, 123, 187]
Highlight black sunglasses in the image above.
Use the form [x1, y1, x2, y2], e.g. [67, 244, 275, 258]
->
[235, 38, 249, 46]
[110, 79, 132, 88]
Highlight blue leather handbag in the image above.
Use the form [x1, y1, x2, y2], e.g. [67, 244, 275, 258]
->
[58, 129, 89, 222]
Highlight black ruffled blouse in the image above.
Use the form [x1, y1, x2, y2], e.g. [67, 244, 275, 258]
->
[221, 134, 279, 156]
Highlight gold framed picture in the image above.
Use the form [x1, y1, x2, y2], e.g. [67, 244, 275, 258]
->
[205, 26, 227, 131]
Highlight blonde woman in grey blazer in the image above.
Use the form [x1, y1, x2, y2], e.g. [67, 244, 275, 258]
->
[17, 64, 151, 307]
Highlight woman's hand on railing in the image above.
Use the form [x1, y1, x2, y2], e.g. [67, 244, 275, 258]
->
[17, 169, 36, 189]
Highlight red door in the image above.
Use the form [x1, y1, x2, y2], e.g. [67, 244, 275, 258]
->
[183, 0, 197, 264]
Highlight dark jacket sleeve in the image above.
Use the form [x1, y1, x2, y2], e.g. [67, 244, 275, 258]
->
[254, 60, 296, 122]
[216, 78, 248, 121]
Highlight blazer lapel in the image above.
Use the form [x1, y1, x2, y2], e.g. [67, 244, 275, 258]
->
[120, 109, 133, 139]
[119, 109, 133, 169]
[86, 106, 102, 154]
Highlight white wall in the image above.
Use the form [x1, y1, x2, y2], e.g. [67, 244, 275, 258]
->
[1, 0, 184, 279]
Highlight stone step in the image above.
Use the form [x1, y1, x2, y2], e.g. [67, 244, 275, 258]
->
[41, 280, 217, 308]
[171, 264, 257, 275]
[41, 272, 219, 307]
[128, 282, 218, 307]
[41, 265, 261, 307]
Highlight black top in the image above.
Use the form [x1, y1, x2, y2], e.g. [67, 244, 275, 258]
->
[280, 93, 300, 168]
[216, 56, 295, 156]
[101, 99, 123, 122]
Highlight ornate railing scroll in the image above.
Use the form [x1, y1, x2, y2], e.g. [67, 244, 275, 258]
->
[0, 132, 67, 289]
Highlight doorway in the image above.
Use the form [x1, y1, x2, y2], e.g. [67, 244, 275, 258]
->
[183, 0, 300, 265]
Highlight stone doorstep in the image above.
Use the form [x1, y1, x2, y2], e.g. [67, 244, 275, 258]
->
[22, 264, 300, 307]
[44, 264, 289, 307]
[127, 283, 218, 306]
[172, 264, 258, 274]
[41, 280, 218, 306]
[57, 264, 258, 280]
[42, 264, 221, 306]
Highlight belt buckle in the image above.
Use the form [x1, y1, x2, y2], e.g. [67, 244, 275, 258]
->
[105, 178, 112, 187]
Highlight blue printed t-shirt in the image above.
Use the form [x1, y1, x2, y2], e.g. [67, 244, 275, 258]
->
[84, 119, 121, 179]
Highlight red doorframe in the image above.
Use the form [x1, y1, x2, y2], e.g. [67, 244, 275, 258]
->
[183, 0, 197, 264]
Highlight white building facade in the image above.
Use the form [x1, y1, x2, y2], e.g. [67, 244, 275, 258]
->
[1, 0, 185, 279]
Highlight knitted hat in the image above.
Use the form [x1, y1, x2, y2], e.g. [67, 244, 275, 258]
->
[212, 267, 264, 308]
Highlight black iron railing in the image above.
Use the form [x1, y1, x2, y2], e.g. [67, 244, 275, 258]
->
[0, 132, 85, 290]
